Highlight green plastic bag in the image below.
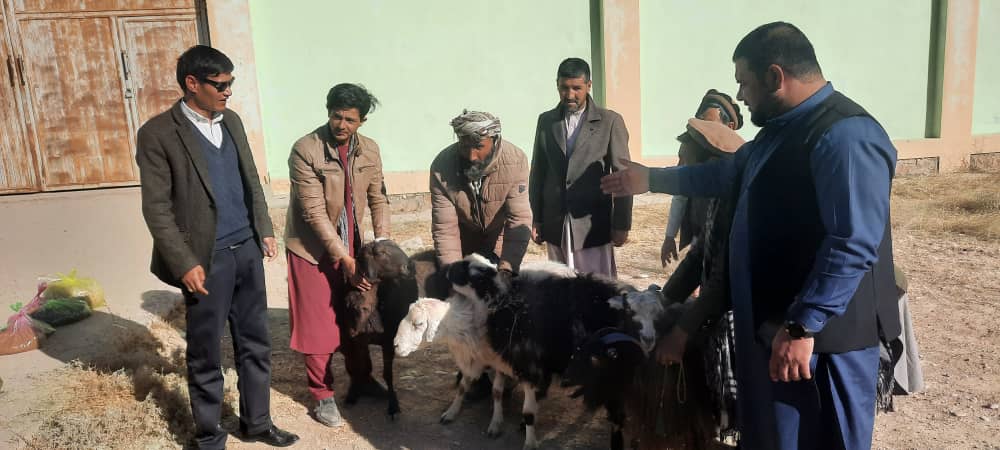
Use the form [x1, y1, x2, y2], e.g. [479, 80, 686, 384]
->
[29, 297, 92, 327]
[43, 270, 106, 309]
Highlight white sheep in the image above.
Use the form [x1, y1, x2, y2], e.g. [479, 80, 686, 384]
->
[394, 293, 512, 437]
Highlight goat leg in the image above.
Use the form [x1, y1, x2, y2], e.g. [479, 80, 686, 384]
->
[383, 343, 400, 420]
[441, 366, 479, 424]
[521, 382, 540, 450]
[486, 372, 506, 438]
[606, 399, 626, 450]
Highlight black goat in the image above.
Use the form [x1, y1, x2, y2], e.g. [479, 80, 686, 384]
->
[338, 240, 419, 420]
[563, 328, 647, 450]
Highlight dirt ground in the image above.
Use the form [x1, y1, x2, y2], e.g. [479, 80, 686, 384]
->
[1, 173, 998, 449]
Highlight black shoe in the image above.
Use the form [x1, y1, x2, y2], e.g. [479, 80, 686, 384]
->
[237, 425, 299, 447]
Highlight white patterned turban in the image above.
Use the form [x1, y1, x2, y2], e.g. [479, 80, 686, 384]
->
[450, 109, 501, 139]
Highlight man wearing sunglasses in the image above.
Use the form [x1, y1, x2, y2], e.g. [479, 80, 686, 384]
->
[136, 45, 298, 449]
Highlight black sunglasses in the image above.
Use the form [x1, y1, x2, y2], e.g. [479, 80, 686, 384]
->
[198, 76, 235, 92]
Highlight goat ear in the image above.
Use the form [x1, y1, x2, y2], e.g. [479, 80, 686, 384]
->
[424, 316, 441, 342]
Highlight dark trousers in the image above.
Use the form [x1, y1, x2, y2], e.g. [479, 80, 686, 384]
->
[184, 240, 271, 449]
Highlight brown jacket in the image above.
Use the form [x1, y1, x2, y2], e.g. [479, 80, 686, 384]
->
[430, 139, 531, 271]
[136, 101, 273, 288]
[285, 124, 389, 264]
[529, 96, 633, 249]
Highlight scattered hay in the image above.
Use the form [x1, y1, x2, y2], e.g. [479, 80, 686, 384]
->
[23, 301, 246, 448]
[26, 363, 180, 450]
[892, 173, 1000, 241]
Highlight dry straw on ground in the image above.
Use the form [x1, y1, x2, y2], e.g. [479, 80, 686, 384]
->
[892, 172, 1000, 241]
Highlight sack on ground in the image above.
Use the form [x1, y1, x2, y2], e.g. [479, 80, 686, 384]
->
[0, 284, 56, 355]
[29, 296, 92, 327]
[43, 270, 106, 309]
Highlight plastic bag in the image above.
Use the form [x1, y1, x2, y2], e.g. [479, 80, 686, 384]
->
[43, 269, 106, 309]
[29, 296, 92, 327]
[0, 284, 56, 356]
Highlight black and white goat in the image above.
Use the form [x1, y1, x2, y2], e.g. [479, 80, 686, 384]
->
[339, 239, 419, 419]
[445, 254, 665, 450]
[393, 259, 576, 438]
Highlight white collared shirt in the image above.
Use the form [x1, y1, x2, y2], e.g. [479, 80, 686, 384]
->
[180, 100, 225, 147]
[563, 103, 587, 153]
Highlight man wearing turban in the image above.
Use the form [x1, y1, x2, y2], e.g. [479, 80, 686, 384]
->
[429, 109, 532, 273]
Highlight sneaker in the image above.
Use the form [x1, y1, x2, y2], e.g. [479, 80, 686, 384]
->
[314, 397, 344, 428]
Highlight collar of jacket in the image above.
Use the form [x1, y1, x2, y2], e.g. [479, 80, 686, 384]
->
[316, 123, 366, 160]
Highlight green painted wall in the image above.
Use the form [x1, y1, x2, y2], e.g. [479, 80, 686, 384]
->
[248, 0, 592, 182]
[639, 1, 933, 156]
[973, 0, 1000, 135]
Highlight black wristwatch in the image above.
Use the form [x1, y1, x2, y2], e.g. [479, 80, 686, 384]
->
[784, 321, 814, 339]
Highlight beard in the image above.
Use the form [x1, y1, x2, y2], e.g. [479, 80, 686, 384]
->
[463, 149, 497, 180]
[464, 160, 488, 180]
[749, 91, 782, 127]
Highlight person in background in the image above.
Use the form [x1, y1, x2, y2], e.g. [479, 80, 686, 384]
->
[660, 90, 744, 267]
[529, 57, 633, 277]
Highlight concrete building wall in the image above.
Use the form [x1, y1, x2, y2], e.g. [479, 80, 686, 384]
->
[639, 0, 933, 157]
[973, 0, 1000, 135]
[247, 0, 593, 194]
[206, 0, 271, 183]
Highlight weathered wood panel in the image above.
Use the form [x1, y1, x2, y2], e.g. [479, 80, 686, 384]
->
[120, 16, 196, 127]
[19, 16, 136, 186]
[0, 8, 38, 193]
[14, 0, 193, 14]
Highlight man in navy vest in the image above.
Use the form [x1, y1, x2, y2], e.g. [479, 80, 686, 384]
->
[136, 46, 298, 449]
[601, 22, 899, 450]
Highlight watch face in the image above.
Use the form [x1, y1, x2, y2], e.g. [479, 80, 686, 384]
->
[786, 323, 806, 339]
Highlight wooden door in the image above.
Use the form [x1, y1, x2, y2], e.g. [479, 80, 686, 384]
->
[0, 2, 37, 193]
[18, 16, 136, 187]
[119, 15, 197, 128]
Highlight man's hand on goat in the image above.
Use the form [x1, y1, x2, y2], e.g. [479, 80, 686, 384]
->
[340, 256, 373, 291]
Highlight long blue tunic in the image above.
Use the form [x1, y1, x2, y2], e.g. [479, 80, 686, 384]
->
[649, 83, 896, 449]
